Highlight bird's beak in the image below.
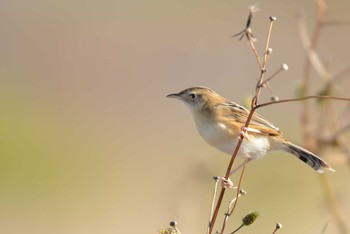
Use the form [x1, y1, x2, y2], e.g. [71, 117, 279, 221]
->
[166, 93, 181, 99]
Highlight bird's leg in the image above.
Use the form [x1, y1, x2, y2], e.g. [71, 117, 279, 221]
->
[229, 156, 254, 176]
[220, 155, 255, 189]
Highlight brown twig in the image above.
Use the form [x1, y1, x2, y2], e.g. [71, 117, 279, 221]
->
[207, 177, 220, 234]
[209, 4, 350, 233]
[208, 11, 275, 234]
[257, 95, 350, 109]
[297, 6, 326, 151]
[230, 223, 244, 234]
[208, 126, 250, 233]
[219, 187, 247, 233]
[228, 166, 247, 216]
[262, 16, 276, 67]
[259, 64, 288, 88]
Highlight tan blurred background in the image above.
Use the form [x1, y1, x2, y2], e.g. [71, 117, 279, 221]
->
[0, 0, 349, 233]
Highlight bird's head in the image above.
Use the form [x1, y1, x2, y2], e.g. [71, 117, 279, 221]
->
[166, 86, 222, 112]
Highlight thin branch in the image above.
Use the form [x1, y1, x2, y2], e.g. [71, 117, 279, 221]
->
[258, 64, 288, 88]
[320, 219, 331, 234]
[230, 224, 244, 234]
[208, 121, 251, 233]
[298, 9, 323, 151]
[207, 177, 220, 234]
[319, 174, 348, 234]
[208, 3, 349, 234]
[209, 12, 275, 234]
[263, 16, 276, 67]
[316, 0, 327, 22]
[228, 166, 246, 216]
[297, 13, 331, 80]
[219, 188, 247, 234]
[300, 1, 348, 233]
[246, 28, 263, 69]
[256, 95, 350, 109]
[232, 6, 258, 39]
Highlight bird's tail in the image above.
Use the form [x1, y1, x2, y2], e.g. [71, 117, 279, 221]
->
[283, 142, 335, 173]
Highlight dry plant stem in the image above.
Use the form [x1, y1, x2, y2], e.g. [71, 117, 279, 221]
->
[208, 17, 275, 233]
[263, 18, 276, 66]
[247, 28, 263, 69]
[298, 15, 331, 80]
[320, 219, 331, 234]
[256, 96, 350, 109]
[299, 1, 348, 233]
[228, 166, 246, 216]
[317, 85, 337, 147]
[259, 67, 284, 88]
[208, 59, 258, 234]
[219, 166, 246, 234]
[230, 224, 244, 234]
[208, 77, 261, 234]
[220, 208, 230, 233]
[298, 15, 322, 151]
[316, 98, 348, 229]
[319, 174, 347, 234]
[232, 6, 256, 39]
[208, 130, 249, 233]
[207, 177, 220, 234]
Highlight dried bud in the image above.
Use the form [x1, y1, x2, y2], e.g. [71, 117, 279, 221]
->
[281, 63, 289, 71]
[158, 222, 181, 234]
[242, 212, 259, 226]
[239, 189, 247, 195]
[276, 222, 282, 229]
[269, 16, 277, 21]
[169, 221, 177, 227]
[271, 96, 279, 102]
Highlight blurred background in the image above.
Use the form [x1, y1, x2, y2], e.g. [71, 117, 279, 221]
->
[0, 0, 349, 233]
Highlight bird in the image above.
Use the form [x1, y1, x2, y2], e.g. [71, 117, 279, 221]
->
[167, 86, 334, 186]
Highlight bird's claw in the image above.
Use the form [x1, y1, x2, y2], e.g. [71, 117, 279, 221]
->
[220, 177, 237, 189]
[239, 126, 250, 140]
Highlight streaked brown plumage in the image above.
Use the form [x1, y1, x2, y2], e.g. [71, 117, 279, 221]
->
[167, 86, 334, 173]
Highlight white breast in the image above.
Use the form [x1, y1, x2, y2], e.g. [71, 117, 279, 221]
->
[194, 117, 270, 158]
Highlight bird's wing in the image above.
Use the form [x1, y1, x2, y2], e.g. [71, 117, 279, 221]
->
[220, 102, 281, 136]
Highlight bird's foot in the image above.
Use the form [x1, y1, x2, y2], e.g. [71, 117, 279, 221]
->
[220, 177, 237, 189]
[239, 126, 250, 140]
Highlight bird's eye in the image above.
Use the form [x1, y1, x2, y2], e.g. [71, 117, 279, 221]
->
[189, 93, 196, 99]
